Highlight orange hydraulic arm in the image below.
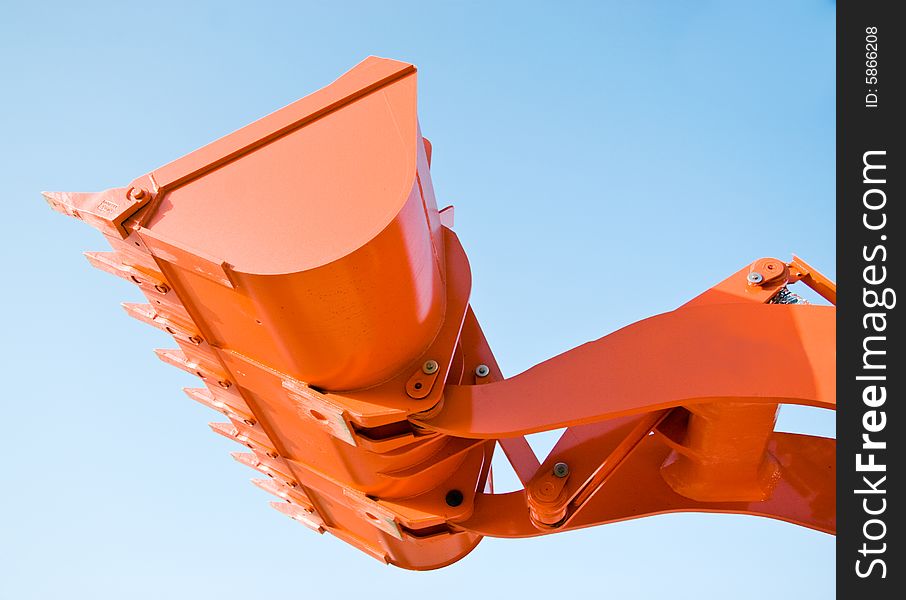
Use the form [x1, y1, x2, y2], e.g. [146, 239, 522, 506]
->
[43, 57, 835, 570]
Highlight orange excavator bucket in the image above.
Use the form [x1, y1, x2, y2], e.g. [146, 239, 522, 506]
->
[43, 56, 836, 570]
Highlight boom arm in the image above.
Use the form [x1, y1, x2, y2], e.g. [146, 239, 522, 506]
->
[420, 259, 835, 536]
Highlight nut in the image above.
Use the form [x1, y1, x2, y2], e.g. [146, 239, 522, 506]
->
[422, 359, 439, 375]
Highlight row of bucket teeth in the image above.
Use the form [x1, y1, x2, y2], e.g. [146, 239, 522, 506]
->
[228, 451, 328, 530]
[86, 245, 322, 532]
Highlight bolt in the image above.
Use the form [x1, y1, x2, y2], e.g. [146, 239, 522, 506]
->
[475, 364, 490, 378]
[553, 462, 570, 478]
[422, 359, 439, 375]
[747, 272, 764, 285]
[128, 187, 147, 201]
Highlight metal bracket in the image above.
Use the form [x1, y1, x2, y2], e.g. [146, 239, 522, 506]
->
[343, 489, 404, 540]
[283, 378, 357, 446]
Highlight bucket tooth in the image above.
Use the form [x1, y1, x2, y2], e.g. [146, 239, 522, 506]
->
[155, 348, 229, 387]
[251, 478, 313, 506]
[252, 478, 290, 500]
[230, 451, 259, 470]
[83, 251, 169, 292]
[43, 188, 150, 238]
[231, 451, 296, 487]
[183, 387, 255, 424]
[209, 421, 276, 455]
[270, 501, 325, 533]
[228, 420, 276, 453]
[123, 303, 201, 345]
[122, 302, 157, 323]
[155, 348, 196, 374]
[209, 421, 241, 441]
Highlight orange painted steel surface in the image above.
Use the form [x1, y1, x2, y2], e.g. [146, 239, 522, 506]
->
[44, 56, 837, 570]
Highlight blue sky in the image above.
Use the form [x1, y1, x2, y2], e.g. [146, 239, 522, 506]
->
[1, 2, 834, 598]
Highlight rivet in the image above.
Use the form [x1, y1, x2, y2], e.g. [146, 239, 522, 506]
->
[475, 364, 490, 378]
